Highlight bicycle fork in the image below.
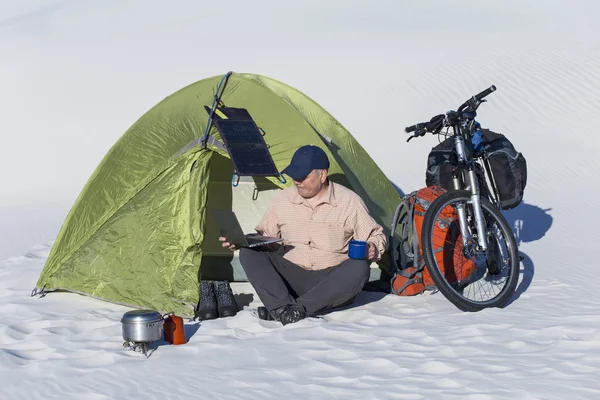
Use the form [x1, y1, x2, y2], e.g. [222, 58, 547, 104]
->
[453, 134, 489, 251]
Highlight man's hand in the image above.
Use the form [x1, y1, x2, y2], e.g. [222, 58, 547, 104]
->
[367, 242, 378, 261]
[219, 236, 238, 251]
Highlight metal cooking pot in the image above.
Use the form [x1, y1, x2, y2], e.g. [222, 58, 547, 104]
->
[121, 310, 164, 343]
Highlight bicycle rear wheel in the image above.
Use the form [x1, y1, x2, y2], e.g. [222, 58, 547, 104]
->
[421, 190, 520, 311]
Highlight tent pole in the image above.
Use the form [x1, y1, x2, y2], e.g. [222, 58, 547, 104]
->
[201, 71, 233, 149]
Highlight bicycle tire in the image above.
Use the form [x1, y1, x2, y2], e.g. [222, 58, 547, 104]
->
[421, 190, 520, 311]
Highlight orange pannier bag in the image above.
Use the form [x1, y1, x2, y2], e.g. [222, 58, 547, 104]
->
[390, 186, 476, 296]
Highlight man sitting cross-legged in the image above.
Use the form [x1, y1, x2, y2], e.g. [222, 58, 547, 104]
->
[220, 145, 386, 325]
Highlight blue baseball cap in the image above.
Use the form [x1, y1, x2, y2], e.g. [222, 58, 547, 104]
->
[282, 145, 330, 180]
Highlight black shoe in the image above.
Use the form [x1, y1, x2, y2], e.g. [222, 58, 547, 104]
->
[257, 306, 275, 321]
[213, 281, 238, 318]
[196, 280, 218, 321]
[279, 305, 307, 325]
[257, 306, 291, 321]
[257, 306, 272, 320]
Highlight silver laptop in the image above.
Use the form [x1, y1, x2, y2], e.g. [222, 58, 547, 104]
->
[210, 209, 284, 248]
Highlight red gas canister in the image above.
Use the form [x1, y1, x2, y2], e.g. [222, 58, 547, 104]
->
[163, 314, 187, 345]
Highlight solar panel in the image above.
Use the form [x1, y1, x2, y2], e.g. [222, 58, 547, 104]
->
[213, 118, 279, 177]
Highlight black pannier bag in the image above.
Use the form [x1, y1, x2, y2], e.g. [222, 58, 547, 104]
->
[425, 130, 527, 209]
[481, 130, 527, 209]
[425, 136, 456, 191]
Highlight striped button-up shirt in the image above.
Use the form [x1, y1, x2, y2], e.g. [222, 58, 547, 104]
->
[255, 182, 386, 270]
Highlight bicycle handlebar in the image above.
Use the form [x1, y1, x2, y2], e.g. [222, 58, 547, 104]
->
[456, 85, 496, 115]
[405, 124, 417, 133]
[475, 85, 496, 101]
[405, 85, 496, 141]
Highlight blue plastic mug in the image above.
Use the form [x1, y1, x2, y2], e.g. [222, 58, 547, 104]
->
[348, 240, 368, 260]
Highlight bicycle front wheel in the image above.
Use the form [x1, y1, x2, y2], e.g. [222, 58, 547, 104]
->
[421, 190, 520, 311]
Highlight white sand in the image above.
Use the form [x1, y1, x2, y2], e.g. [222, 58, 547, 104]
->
[1, 1, 599, 398]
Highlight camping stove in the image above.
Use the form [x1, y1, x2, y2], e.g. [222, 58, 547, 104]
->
[121, 310, 164, 358]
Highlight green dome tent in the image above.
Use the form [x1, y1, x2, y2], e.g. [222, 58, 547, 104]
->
[34, 72, 402, 317]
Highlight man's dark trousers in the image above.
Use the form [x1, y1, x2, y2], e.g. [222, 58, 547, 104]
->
[239, 247, 371, 315]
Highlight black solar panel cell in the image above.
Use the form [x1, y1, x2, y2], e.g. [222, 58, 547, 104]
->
[214, 118, 279, 176]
